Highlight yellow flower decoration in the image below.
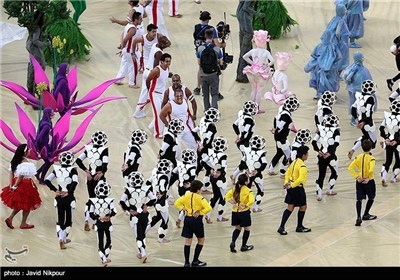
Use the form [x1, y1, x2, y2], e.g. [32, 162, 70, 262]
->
[35, 82, 48, 98]
[69, 49, 74, 55]
[51, 36, 66, 50]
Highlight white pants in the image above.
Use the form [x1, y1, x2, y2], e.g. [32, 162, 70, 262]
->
[145, 5, 169, 37]
[168, 0, 179, 16]
[134, 69, 151, 113]
[149, 90, 165, 138]
[177, 127, 197, 158]
[115, 49, 137, 86]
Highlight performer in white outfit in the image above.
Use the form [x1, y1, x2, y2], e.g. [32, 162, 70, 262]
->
[133, 34, 170, 118]
[168, 0, 182, 17]
[242, 30, 274, 113]
[146, 53, 172, 139]
[114, 12, 143, 88]
[144, 0, 169, 37]
[265, 52, 294, 105]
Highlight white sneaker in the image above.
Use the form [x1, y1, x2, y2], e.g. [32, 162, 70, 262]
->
[316, 188, 323, 201]
[194, 0, 201, 3]
[133, 110, 146, 119]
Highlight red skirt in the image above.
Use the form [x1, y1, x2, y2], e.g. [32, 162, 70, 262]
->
[1, 178, 42, 211]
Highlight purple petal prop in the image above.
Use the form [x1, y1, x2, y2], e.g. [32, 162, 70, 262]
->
[27, 135, 39, 160]
[71, 107, 90, 115]
[53, 110, 72, 142]
[59, 106, 101, 152]
[56, 93, 66, 113]
[78, 96, 127, 109]
[42, 91, 58, 111]
[67, 66, 78, 97]
[74, 78, 123, 106]
[40, 146, 48, 160]
[30, 54, 50, 88]
[0, 80, 39, 104]
[0, 140, 17, 153]
[0, 120, 22, 147]
[15, 103, 37, 142]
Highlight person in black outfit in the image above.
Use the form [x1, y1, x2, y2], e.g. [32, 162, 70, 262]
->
[387, 35, 400, 91]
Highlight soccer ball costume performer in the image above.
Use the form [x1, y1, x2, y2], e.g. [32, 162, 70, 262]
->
[379, 100, 400, 186]
[233, 100, 258, 157]
[348, 80, 377, 159]
[193, 107, 221, 193]
[314, 91, 337, 127]
[312, 114, 341, 201]
[174, 149, 198, 228]
[231, 135, 267, 213]
[120, 171, 157, 263]
[145, 158, 174, 243]
[76, 131, 109, 231]
[290, 129, 312, 162]
[204, 136, 229, 223]
[242, 30, 274, 113]
[265, 52, 294, 105]
[44, 152, 78, 250]
[88, 180, 117, 266]
[268, 96, 300, 177]
[121, 129, 148, 185]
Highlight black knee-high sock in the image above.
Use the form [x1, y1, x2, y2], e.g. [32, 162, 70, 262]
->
[279, 209, 292, 228]
[184, 245, 190, 263]
[297, 211, 305, 228]
[242, 230, 250, 247]
[231, 229, 240, 244]
[193, 244, 203, 262]
[364, 199, 374, 216]
[356, 200, 362, 219]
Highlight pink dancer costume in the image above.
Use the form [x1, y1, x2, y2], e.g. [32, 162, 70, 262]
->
[242, 30, 274, 113]
[265, 52, 293, 105]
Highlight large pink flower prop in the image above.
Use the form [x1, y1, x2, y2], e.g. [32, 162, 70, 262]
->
[0, 55, 125, 115]
[0, 103, 101, 162]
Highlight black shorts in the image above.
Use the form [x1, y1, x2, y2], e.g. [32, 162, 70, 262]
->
[231, 210, 251, 228]
[181, 216, 205, 239]
[284, 187, 307, 207]
[356, 180, 376, 201]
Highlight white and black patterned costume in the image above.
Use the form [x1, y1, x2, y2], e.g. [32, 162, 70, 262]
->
[122, 129, 147, 184]
[145, 158, 173, 242]
[312, 114, 341, 200]
[120, 171, 156, 262]
[76, 131, 109, 226]
[269, 96, 300, 176]
[389, 83, 400, 103]
[44, 152, 78, 248]
[232, 135, 267, 212]
[88, 181, 117, 265]
[204, 136, 228, 222]
[379, 100, 400, 184]
[314, 91, 336, 127]
[350, 80, 378, 151]
[193, 108, 220, 191]
[290, 128, 312, 162]
[173, 149, 198, 223]
[159, 118, 184, 186]
[232, 101, 257, 156]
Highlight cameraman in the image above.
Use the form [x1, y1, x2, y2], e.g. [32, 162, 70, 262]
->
[197, 29, 224, 110]
[193, 11, 225, 98]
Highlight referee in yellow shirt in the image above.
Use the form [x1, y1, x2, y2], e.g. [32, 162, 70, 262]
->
[174, 180, 212, 267]
[277, 145, 311, 235]
[348, 139, 377, 226]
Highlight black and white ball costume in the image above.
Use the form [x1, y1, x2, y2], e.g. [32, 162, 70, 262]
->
[145, 158, 173, 242]
[312, 114, 341, 200]
[379, 100, 400, 184]
[232, 135, 267, 212]
[76, 131, 109, 226]
[351, 80, 378, 150]
[269, 96, 300, 176]
[88, 181, 116, 265]
[314, 91, 336, 127]
[193, 108, 220, 191]
[44, 152, 78, 247]
[122, 129, 147, 184]
[120, 171, 156, 262]
[232, 100, 257, 156]
[290, 128, 312, 162]
[389, 83, 400, 103]
[204, 136, 228, 222]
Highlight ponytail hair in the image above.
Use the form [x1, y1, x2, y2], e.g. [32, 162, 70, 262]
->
[11, 144, 28, 172]
[233, 173, 248, 203]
